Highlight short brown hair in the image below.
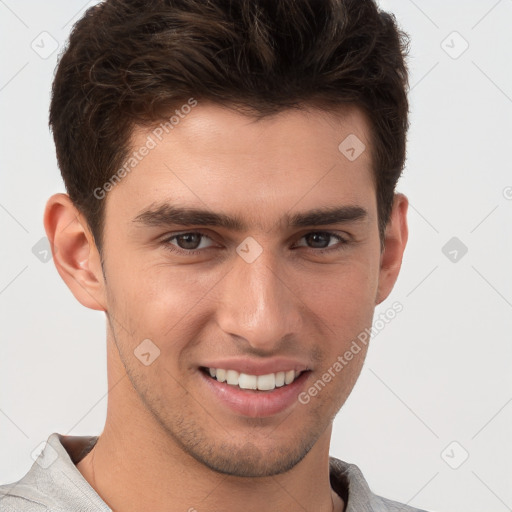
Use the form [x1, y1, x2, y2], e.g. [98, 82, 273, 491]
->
[49, 0, 410, 251]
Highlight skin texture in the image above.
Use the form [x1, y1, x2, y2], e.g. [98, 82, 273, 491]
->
[44, 102, 408, 512]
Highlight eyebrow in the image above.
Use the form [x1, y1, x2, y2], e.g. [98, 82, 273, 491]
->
[133, 204, 368, 231]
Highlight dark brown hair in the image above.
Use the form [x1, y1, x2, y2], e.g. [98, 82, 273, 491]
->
[49, 0, 410, 251]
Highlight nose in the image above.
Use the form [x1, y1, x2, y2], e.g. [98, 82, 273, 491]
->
[215, 244, 303, 353]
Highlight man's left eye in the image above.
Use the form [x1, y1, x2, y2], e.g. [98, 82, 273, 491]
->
[295, 232, 348, 251]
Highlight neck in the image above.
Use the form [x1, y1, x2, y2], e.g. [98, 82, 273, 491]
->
[77, 419, 343, 512]
[75, 340, 345, 512]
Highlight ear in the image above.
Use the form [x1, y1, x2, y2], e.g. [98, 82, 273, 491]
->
[44, 193, 107, 311]
[376, 193, 409, 305]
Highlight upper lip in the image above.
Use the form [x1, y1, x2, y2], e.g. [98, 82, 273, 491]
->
[200, 357, 311, 376]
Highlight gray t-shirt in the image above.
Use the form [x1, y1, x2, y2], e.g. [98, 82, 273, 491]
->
[0, 432, 430, 511]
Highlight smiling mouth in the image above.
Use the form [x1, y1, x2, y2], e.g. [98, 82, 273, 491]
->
[200, 367, 306, 391]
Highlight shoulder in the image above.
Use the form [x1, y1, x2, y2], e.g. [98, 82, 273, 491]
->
[0, 434, 63, 511]
[329, 456, 432, 512]
[0, 465, 67, 511]
[374, 494, 431, 512]
[0, 482, 51, 511]
[0, 432, 100, 512]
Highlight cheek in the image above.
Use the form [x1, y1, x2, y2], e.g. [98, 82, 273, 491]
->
[296, 256, 379, 341]
[105, 256, 223, 348]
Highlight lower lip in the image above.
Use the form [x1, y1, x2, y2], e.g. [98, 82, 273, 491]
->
[199, 370, 310, 418]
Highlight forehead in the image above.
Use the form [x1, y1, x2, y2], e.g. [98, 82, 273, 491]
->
[135, 102, 373, 166]
[105, 102, 376, 229]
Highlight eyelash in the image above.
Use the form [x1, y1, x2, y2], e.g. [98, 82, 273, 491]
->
[160, 231, 350, 256]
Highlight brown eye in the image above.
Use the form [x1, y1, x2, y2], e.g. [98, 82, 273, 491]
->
[304, 232, 332, 249]
[174, 233, 203, 250]
[295, 231, 349, 252]
[161, 231, 217, 255]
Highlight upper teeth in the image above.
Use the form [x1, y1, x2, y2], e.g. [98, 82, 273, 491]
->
[208, 368, 300, 391]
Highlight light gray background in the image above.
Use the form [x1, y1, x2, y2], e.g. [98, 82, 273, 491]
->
[1, 1, 511, 511]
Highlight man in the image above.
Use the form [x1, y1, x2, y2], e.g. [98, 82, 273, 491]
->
[0, 0, 428, 510]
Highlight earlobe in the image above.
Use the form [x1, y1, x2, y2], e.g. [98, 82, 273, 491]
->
[44, 193, 107, 311]
[375, 193, 409, 305]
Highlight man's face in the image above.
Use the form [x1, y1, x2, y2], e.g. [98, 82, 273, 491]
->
[101, 103, 383, 477]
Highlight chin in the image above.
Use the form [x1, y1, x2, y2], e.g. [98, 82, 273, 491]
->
[186, 440, 313, 478]
[163, 412, 322, 478]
